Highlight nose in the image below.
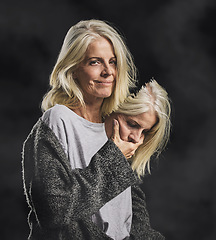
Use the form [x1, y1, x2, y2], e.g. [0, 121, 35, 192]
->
[101, 64, 112, 77]
[128, 130, 143, 143]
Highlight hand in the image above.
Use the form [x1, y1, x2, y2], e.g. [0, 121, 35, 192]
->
[111, 119, 144, 159]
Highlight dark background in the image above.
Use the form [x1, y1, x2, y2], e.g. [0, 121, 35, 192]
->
[1, 0, 216, 239]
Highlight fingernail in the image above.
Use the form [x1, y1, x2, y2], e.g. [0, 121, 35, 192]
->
[114, 119, 117, 125]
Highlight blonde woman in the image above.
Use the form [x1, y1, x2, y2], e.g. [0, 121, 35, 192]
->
[22, 19, 143, 240]
[22, 19, 169, 240]
[106, 79, 171, 178]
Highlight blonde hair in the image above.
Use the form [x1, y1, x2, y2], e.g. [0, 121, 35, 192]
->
[41, 19, 137, 115]
[116, 79, 171, 178]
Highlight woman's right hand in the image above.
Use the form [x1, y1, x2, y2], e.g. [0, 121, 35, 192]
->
[111, 119, 144, 159]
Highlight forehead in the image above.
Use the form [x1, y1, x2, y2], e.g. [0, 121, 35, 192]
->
[124, 111, 157, 129]
[85, 37, 115, 57]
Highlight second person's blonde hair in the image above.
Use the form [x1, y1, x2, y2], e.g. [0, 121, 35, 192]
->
[116, 79, 171, 177]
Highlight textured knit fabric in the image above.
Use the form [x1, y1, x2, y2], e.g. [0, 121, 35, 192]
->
[22, 118, 165, 240]
[41, 104, 132, 239]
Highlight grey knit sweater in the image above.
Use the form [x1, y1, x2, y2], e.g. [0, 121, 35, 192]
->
[22, 119, 165, 240]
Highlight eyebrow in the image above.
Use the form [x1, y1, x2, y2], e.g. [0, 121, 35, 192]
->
[128, 118, 152, 132]
[128, 119, 145, 129]
[87, 56, 116, 61]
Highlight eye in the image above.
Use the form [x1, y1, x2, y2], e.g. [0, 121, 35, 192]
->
[90, 60, 100, 65]
[109, 59, 117, 65]
[127, 121, 138, 128]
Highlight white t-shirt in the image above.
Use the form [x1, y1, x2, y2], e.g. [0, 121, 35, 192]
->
[42, 104, 132, 240]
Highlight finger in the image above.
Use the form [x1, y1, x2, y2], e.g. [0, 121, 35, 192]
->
[111, 119, 120, 140]
[131, 150, 136, 155]
[127, 153, 134, 159]
[126, 153, 132, 159]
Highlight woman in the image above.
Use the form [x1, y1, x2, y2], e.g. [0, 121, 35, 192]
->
[106, 79, 171, 178]
[22, 19, 169, 239]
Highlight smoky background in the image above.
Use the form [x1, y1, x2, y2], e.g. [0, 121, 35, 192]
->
[0, 0, 216, 239]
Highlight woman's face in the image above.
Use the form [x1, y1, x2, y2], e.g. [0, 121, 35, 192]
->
[116, 110, 157, 143]
[74, 37, 117, 103]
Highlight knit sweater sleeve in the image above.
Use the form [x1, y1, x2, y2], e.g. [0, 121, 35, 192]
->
[22, 119, 137, 236]
[130, 182, 165, 240]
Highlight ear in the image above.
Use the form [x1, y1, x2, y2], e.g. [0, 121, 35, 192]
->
[72, 70, 78, 80]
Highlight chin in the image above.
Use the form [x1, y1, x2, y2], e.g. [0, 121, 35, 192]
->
[97, 89, 113, 98]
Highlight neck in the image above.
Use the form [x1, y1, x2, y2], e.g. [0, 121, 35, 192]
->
[73, 99, 104, 123]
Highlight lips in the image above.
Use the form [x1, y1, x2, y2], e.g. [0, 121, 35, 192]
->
[94, 80, 113, 83]
[94, 80, 114, 85]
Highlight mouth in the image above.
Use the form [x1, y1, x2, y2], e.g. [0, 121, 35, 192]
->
[94, 80, 114, 85]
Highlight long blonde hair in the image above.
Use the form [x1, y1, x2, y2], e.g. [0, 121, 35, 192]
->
[116, 79, 171, 177]
[41, 19, 137, 115]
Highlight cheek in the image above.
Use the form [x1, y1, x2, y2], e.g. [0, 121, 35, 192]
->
[81, 71, 93, 82]
[77, 67, 97, 82]
[119, 124, 130, 141]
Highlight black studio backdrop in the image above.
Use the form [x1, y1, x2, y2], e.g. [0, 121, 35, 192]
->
[1, 0, 216, 239]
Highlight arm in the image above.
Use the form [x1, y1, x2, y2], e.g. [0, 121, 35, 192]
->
[129, 182, 165, 240]
[22, 119, 137, 230]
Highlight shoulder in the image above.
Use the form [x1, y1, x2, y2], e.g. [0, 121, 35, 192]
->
[42, 104, 68, 121]
[41, 104, 72, 128]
